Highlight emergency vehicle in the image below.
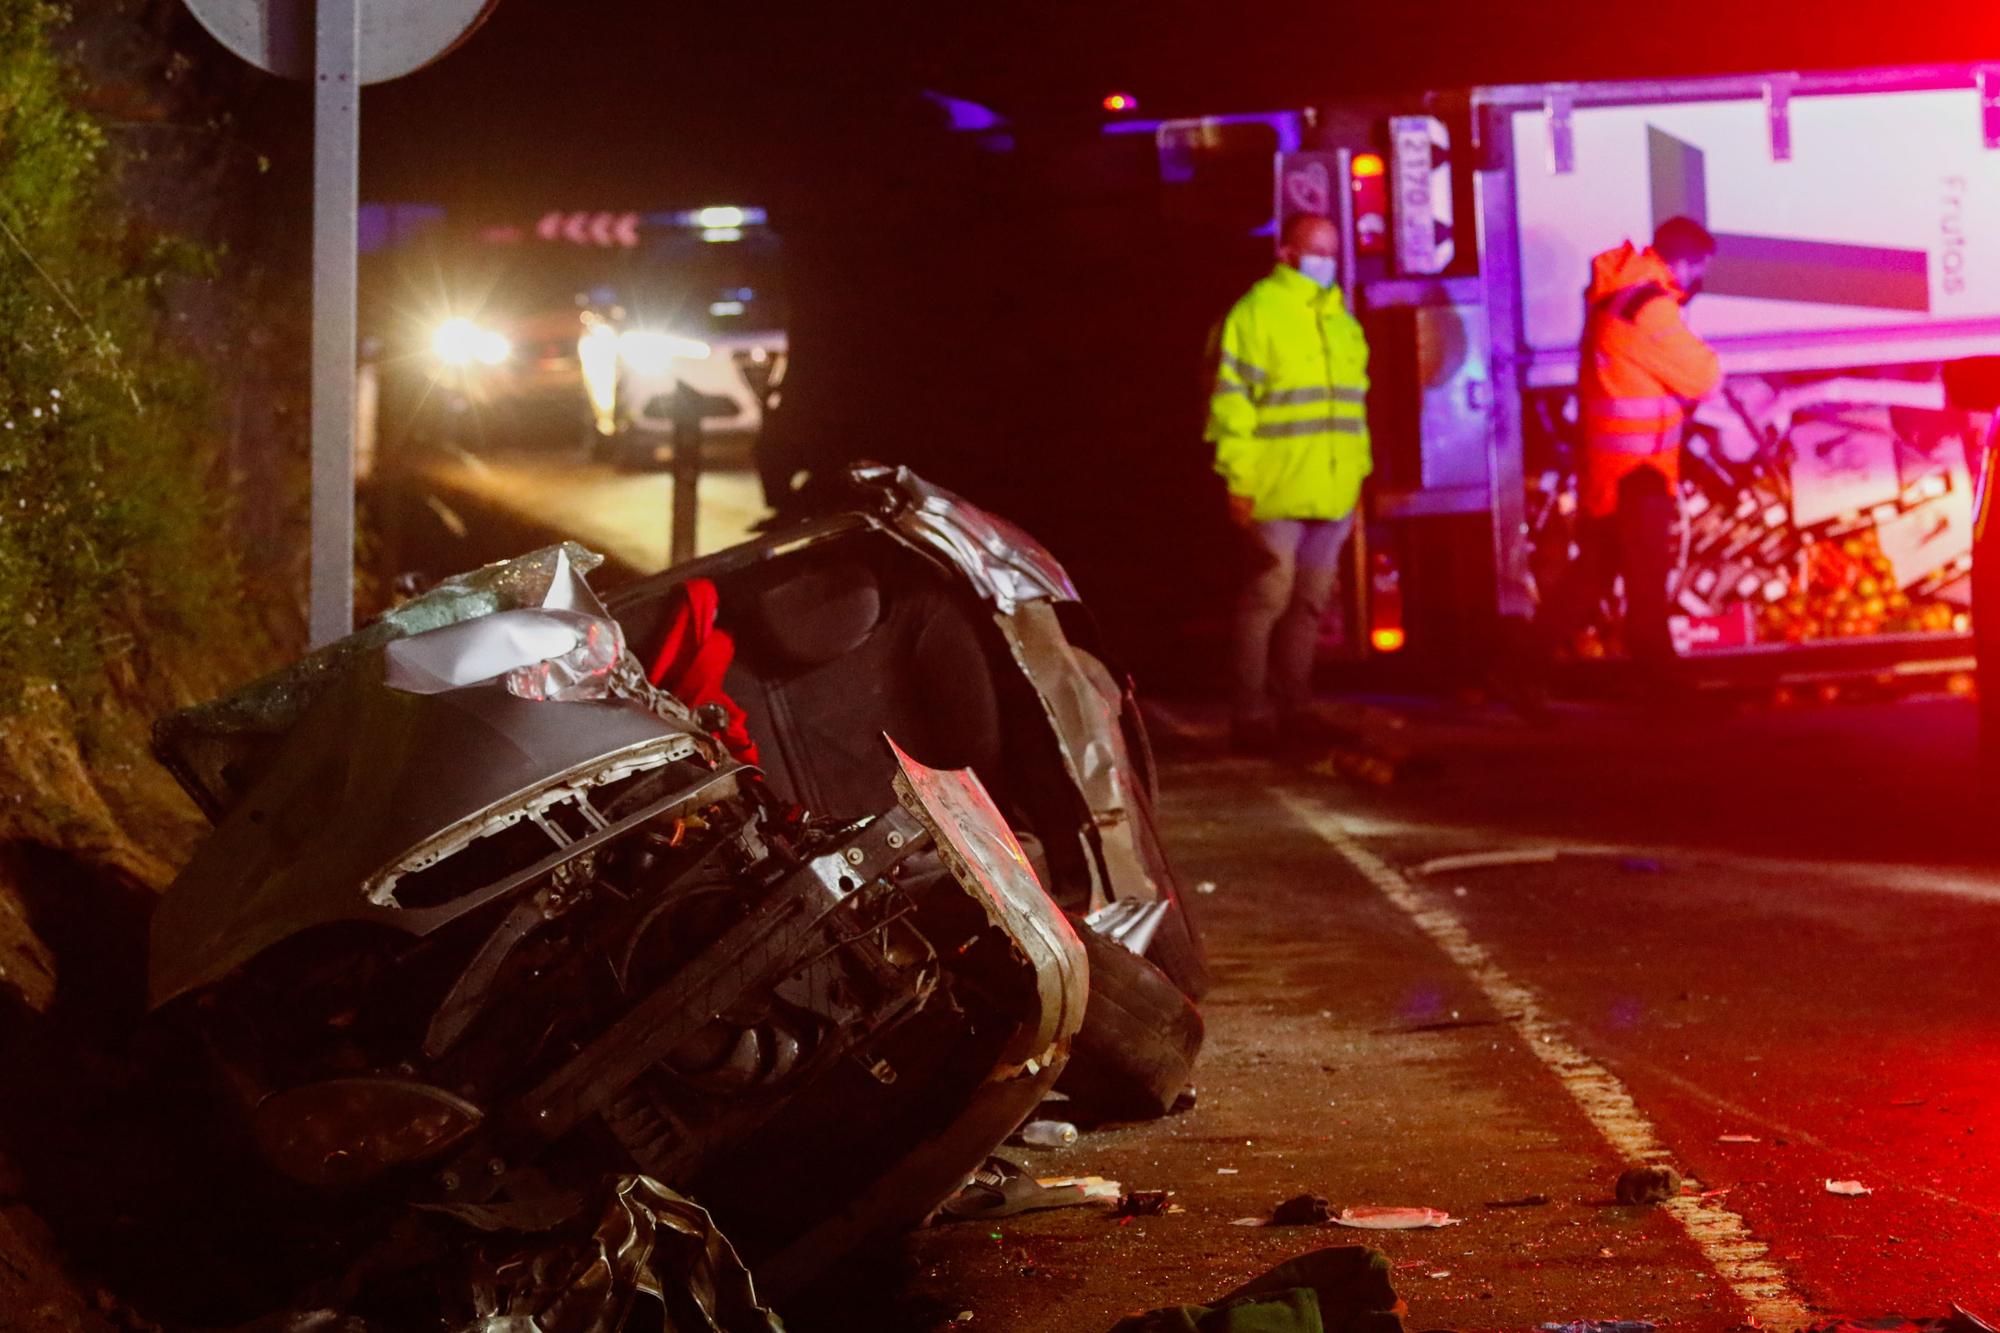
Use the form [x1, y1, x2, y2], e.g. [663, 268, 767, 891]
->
[359, 204, 785, 467]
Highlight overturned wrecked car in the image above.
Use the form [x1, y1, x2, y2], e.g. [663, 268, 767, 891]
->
[139, 469, 1203, 1323]
[607, 464, 1208, 1115]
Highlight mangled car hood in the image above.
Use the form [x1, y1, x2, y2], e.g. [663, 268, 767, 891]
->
[148, 655, 702, 1010]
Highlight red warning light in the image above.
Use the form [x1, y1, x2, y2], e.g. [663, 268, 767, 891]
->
[1102, 92, 1138, 113]
[1351, 154, 1389, 256]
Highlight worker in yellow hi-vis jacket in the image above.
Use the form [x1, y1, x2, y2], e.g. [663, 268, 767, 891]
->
[1207, 213, 1372, 751]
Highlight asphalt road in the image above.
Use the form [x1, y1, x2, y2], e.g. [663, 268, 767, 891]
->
[1289, 696, 2000, 1325]
[376, 440, 771, 579]
[388, 452, 2000, 1329]
[809, 696, 2000, 1333]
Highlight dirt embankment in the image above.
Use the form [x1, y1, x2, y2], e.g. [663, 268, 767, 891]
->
[0, 628, 280, 1330]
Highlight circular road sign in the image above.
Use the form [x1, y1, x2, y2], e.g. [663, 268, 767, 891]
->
[183, 0, 499, 85]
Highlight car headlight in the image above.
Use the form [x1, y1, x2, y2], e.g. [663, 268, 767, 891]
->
[432, 317, 512, 368]
[616, 330, 710, 375]
[252, 1076, 483, 1188]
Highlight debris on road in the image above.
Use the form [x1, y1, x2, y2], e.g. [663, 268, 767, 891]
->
[1104, 1245, 1405, 1333]
[1304, 747, 1400, 788]
[1537, 1322, 1658, 1333]
[1483, 1193, 1552, 1208]
[935, 1158, 1120, 1221]
[441, 1174, 783, 1333]
[1717, 1134, 1762, 1143]
[250, 1175, 785, 1333]
[1414, 848, 1561, 877]
[1114, 1190, 1179, 1217]
[1194, 880, 1219, 895]
[1825, 1178, 1874, 1196]
[1614, 1165, 1682, 1205]
[1015, 1119, 1079, 1148]
[1269, 1194, 1334, 1225]
[1038, 1175, 1123, 1205]
[1385, 1013, 1517, 1035]
[1332, 1205, 1463, 1230]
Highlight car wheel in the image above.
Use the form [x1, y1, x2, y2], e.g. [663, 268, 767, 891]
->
[1055, 926, 1203, 1123]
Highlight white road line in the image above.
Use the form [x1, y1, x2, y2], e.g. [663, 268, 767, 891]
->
[1274, 786, 1813, 1329]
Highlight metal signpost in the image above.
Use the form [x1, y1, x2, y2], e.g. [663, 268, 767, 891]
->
[310, 0, 359, 649]
[181, 0, 498, 646]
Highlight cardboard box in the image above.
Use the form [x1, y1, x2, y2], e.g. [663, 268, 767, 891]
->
[1876, 487, 1974, 589]
[1787, 407, 1903, 530]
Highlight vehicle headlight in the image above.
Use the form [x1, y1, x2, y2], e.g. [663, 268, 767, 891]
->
[616, 330, 711, 375]
[252, 1076, 483, 1188]
[432, 317, 512, 368]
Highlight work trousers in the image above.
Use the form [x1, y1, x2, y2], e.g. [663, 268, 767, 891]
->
[1231, 514, 1355, 722]
[1540, 465, 1676, 670]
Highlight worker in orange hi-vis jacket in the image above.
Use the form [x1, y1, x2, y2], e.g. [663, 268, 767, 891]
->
[1538, 215, 1723, 692]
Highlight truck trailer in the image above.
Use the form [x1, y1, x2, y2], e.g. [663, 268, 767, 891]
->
[1145, 63, 2000, 695]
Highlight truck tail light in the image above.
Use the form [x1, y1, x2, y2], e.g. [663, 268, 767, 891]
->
[1368, 548, 1405, 652]
[1352, 153, 1388, 257]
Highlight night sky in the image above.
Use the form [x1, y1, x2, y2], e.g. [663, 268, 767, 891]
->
[349, 0, 2000, 213]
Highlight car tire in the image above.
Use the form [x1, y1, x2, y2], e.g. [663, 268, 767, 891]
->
[1056, 925, 1204, 1123]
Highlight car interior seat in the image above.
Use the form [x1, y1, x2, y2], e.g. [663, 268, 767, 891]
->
[714, 544, 1007, 821]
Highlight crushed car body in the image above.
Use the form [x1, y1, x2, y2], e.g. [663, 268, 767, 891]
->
[611, 464, 1209, 1005]
[147, 541, 1086, 1316]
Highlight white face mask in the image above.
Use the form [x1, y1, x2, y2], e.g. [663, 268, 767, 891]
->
[1297, 254, 1338, 289]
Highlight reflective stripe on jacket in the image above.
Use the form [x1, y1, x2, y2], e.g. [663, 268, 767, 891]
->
[1577, 243, 1722, 518]
[1207, 264, 1372, 522]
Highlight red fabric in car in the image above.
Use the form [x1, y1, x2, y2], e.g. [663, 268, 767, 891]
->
[647, 578, 760, 765]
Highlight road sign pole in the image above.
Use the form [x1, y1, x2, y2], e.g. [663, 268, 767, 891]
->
[309, 0, 360, 646]
[669, 408, 703, 566]
[183, 0, 494, 639]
